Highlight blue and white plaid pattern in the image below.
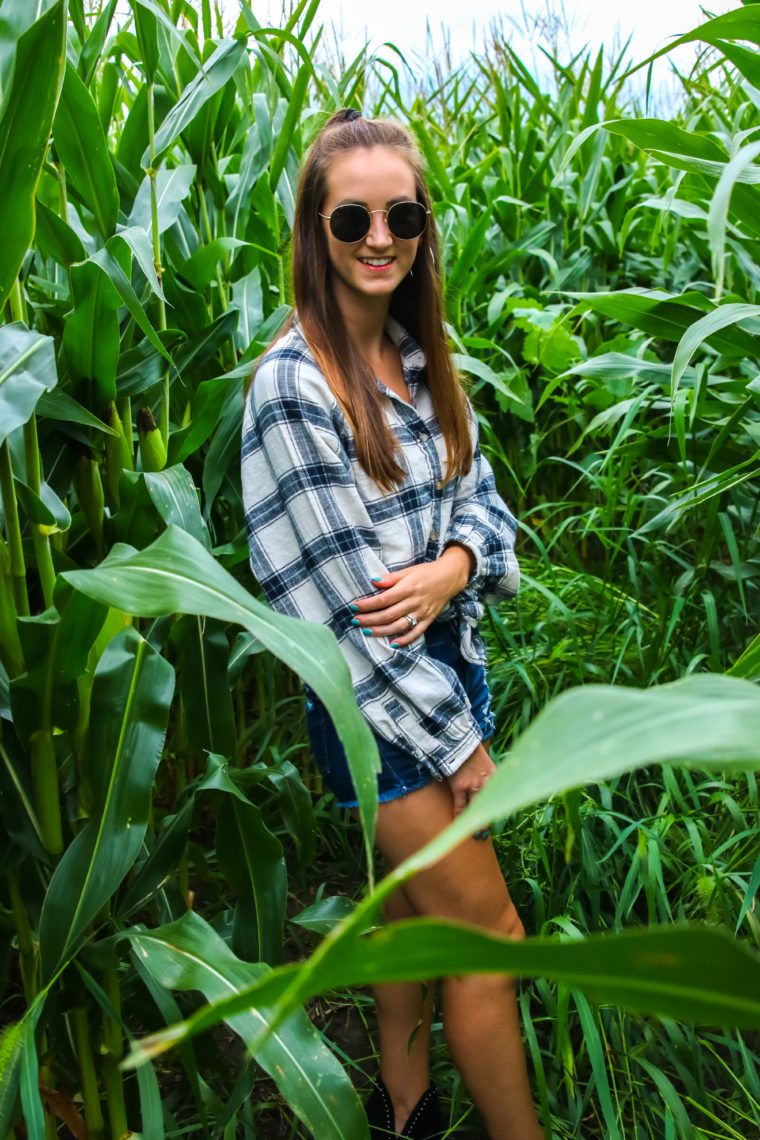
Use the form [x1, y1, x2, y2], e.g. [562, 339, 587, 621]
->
[241, 316, 520, 778]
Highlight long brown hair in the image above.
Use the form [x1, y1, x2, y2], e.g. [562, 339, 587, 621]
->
[288, 109, 472, 491]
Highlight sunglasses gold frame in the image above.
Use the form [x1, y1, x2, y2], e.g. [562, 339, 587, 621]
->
[319, 201, 430, 243]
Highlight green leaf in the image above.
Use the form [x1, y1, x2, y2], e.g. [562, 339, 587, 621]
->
[169, 309, 237, 387]
[61, 527, 380, 879]
[0, 1019, 24, 1139]
[291, 895, 356, 936]
[144, 39, 245, 167]
[568, 289, 758, 355]
[707, 140, 760, 297]
[266, 760, 316, 871]
[34, 199, 87, 267]
[90, 247, 173, 364]
[117, 799, 194, 920]
[173, 618, 236, 759]
[170, 374, 235, 464]
[129, 164, 196, 236]
[728, 632, 760, 682]
[143, 465, 210, 550]
[38, 626, 174, 982]
[228, 98, 270, 236]
[0, 0, 66, 307]
[53, 63, 119, 240]
[132, 0, 160, 82]
[107, 470, 164, 549]
[111, 225, 167, 302]
[77, 0, 119, 87]
[179, 237, 248, 291]
[13, 478, 71, 533]
[19, 1000, 45, 1140]
[452, 353, 526, 406]
[269, 62, 309, 193]
[229, 267, 264, 351]
[0, 323, 57, 447]
[446, 208, 492, 294]
[130, 922, 760, 1068]
[216, 794, 287, 965]
[36, 387, 119, 435]
[128, 911, 369, 1140]
[671, 304, 760, 399]
[62, 259, 122, 401]
[11, 584, 106, 740]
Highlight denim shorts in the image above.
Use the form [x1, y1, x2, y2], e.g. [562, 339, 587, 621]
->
[304, 621, 493, 807]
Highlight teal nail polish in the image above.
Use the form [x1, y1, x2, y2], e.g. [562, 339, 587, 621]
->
[349, 604, 359, 612]
[351, 618, 360, 626]
[371, 577, 382, 583]
[390, 642, 399, 648]
[362, 629, 373, 637]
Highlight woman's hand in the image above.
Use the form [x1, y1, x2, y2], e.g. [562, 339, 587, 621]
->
[352, 544, 474, 646]
[447, 741, 495, 817]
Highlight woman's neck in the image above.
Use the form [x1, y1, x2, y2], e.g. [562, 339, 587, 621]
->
[333, 284, 390, 360]
[330, 288, 409, 401]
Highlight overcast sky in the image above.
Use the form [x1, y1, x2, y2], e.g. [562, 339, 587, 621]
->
[255, 0, 738, 95]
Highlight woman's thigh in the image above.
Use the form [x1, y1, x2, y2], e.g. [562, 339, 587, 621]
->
[374, 780, 524, 941]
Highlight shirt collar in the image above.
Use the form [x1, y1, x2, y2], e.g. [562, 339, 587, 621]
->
[385, 315, 426, 380]
[291, 311, 427, 397]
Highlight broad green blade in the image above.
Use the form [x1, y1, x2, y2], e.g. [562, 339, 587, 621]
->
[129, 922, 760, 1066]
[216, 795, 287, 965]
[144, 39, 245, 167]
[53, 63, 119, 240]
[38, 627, 174, 981]
[0, 323, 57, 447]
[128, 911, 369, 1140]
[0, 0, 66, 307]
[62, 527, 380, 879]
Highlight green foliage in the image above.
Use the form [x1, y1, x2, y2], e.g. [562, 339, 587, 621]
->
[0, 2, 758, 1138]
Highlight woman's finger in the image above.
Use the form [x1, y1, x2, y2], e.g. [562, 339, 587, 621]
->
[354, 601, 428, 630]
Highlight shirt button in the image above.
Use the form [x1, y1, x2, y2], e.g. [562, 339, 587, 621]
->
[435, 480, 443, 491]
[430, 530, 438, 541]
[418, 430, 429, 442]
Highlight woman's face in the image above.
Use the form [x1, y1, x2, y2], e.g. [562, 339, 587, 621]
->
[320, 145, 420, 309]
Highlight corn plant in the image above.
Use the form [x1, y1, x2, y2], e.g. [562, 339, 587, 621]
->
[0, 3, 759, 1139]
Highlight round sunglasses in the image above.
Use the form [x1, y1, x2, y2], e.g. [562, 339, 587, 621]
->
[319, 201, 430, 244]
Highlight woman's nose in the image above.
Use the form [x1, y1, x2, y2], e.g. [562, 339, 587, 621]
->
[365, 210, 392, 245]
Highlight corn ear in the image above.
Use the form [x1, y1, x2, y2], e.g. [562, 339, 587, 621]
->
[137, 407, 167, 472]
[102, 401, 133, 509]
[74, 456, 105, 558]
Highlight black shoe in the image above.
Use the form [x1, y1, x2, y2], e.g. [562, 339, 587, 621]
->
[365, 1077, 445, 1139]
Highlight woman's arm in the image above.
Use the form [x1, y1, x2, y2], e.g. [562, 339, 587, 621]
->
[350, 543, 475, 647]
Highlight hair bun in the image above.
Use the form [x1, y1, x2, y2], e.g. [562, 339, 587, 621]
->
[324, 108, 362, 128]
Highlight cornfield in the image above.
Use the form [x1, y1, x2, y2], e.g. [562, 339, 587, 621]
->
[1, 1, 759, 1137]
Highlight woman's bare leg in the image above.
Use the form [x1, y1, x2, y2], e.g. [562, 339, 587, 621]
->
[373, 888, 435, 1131]
[374, 781, 543, 1140]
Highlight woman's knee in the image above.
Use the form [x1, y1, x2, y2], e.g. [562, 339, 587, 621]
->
[494, 898, 525, 942]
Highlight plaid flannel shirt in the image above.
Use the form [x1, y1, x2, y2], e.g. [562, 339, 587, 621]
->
[241, 316, 520, 778]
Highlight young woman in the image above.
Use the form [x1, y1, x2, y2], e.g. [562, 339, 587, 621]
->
[242, 109, 542, 1140]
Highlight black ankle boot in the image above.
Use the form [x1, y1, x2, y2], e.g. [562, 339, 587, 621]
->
[365, 1077, 445, 1140]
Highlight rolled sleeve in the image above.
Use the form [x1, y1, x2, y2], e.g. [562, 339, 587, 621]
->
[444, 412, 520, 605]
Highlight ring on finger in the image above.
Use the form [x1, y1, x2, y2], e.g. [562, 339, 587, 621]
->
[403, 613, 418, 630]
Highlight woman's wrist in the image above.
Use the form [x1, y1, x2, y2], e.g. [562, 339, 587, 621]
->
[438, 543, 475, 596]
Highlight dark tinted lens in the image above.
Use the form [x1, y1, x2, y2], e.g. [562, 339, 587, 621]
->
[329, 204, 371, 242]
[387, 201, 427, 239]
